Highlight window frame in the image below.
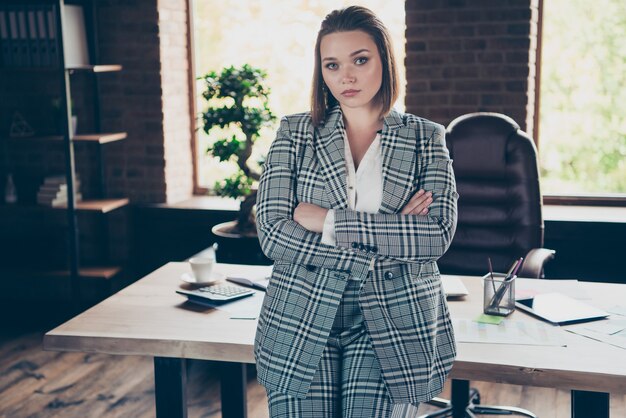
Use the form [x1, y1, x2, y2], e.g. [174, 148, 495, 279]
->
[187, 0, 625, 206]
[534, 0, 626, 207]
[186, 0, 209, 195]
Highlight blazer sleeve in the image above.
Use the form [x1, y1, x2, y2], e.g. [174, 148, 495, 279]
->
[332, 124, 458, 263]
[256, 117, 373, 278]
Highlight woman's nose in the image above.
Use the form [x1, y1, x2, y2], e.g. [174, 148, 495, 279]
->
[341, 70, 355, 84]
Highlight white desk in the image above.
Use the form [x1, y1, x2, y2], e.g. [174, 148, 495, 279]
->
[446, 275, 626, 417]
[44, 263, 626, 418]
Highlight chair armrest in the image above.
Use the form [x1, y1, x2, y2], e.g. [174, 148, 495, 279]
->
[518, 248, 556, 279]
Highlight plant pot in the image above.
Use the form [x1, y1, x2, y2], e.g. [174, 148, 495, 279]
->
[211, 221, 272, 265]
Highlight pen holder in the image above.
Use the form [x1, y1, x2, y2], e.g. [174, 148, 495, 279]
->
[483, 272, 516, 316]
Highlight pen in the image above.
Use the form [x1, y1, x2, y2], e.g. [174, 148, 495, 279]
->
[489, 257, 524, 309]
[504, 258, 519, 280]
[488, 257, 496, 293]
[510, 257, 524, 278]
[226, 277, 268, 292]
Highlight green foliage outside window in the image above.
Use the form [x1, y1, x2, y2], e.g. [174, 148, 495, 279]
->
[540, 0, 626, 195]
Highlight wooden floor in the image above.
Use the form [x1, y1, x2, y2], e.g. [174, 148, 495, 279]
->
[1, 330, 624, 417]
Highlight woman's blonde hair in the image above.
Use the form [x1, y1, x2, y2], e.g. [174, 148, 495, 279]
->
[311, 6, 399, 126]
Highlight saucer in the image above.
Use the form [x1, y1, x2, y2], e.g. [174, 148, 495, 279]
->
[181, 272, 225, 286]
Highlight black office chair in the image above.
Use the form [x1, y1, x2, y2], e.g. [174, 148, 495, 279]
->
[423, 113, 556, 418]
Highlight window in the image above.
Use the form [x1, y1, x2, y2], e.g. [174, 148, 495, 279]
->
[538, 0, 626, 200]
[191, 1, 406, 191]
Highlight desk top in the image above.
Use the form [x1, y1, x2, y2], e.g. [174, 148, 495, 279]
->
[448, 277, 626, 393]
[44, 263, 263, 363]
[44, 262, 626, 393]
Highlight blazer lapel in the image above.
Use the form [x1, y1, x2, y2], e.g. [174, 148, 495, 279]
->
[379, 109, 416, 214]
[315, 106, 349, 210]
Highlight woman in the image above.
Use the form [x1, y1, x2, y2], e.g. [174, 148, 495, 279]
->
[255, 6, 458, 417]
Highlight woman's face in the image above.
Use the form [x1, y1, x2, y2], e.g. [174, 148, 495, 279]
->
[320, 30, 383, 112]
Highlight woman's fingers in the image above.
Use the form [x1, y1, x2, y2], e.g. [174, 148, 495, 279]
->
[401, 189, 433, 215]
[412, 195, 432, 215]
[400, 190, 425, 214]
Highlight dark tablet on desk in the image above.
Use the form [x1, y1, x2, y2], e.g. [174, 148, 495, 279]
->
[515, 292, 609, 325]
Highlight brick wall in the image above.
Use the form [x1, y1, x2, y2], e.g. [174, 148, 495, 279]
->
[404, 0, 540, 133]
[158, 0, 194, 204]
[97, 0, 193, 204]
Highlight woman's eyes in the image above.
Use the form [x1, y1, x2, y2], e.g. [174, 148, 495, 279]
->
[324, 57, 369, 70]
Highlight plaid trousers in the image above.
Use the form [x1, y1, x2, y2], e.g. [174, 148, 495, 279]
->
[267, 277, 421, 418]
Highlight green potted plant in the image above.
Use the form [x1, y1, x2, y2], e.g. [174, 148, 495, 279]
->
[200, 64, 276, 246]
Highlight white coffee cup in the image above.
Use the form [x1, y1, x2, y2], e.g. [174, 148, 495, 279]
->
[189, 257, 215, 281]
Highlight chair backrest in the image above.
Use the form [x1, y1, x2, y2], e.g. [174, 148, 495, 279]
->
[437, 112, 544, 276]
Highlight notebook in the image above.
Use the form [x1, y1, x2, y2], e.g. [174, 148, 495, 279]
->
[515, 293, 609, 325]
[441, 275, 469, 297]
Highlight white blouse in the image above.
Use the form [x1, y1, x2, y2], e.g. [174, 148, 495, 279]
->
[321, 132, 382, 249]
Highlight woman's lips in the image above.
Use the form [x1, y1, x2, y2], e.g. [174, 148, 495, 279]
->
[341, 89, 360, 97]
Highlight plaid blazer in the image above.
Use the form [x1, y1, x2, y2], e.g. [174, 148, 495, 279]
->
[254, 105, 458, 404]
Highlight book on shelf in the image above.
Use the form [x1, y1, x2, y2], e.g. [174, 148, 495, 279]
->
[6, 6, 20, 67]
[46, 4, 58, 67]
[42, 174, 80, 186]
[0, 3, 87, 69]
[38, 183, 80, 195]
[16, 4, 30, 67]
[27, 5, 40, 67]
[37, 192, 82, 207]
[0, 10, 10, 67]
[35, 6, 49, 67]
[37, 187, 64, 199]
[37, 175, 81, 207]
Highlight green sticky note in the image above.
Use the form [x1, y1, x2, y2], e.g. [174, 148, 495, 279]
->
[475, 313, 504, 325]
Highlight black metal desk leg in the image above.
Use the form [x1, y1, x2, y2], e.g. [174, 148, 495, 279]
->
[571, 390, 609, 418]
[220, 362, 247, 418]
[451, 379, 470, 418]
[154, 357, 187, 418]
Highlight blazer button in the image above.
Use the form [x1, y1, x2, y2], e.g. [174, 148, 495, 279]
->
[371, 246, 378, 253]
[352, 242, 358, 249]
[305, 264, 317, 272]
[359, 243, 365, 251]
[384, 271, 394, 279]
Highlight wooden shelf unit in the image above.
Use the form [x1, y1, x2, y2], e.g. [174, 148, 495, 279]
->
[1, 199, 129, 214]
[67, 64, 123, 73]
[4, 132, 127, 144]
[46, 266, 122, 280]
[73, 198, 130, 213]
[0, 0, 130, 303]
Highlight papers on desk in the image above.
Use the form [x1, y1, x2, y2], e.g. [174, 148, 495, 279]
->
[607, 305, 626, 317]
[215, 264, 271, 318]
[222, 291, 265, 319]
[452, 319, 567, 346]
[566, 317, 626, 350]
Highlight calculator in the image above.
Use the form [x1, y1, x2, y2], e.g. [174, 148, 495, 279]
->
[176, 284, 255, 304]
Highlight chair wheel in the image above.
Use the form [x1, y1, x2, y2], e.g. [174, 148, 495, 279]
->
[472, 393, 481, 405]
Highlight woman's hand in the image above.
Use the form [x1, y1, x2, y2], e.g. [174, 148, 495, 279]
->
[294, 202, 329, 233]
[400, 189, 433, 215]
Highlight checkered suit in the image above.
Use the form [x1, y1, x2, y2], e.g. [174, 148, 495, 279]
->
[255, 105, 458, 404]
